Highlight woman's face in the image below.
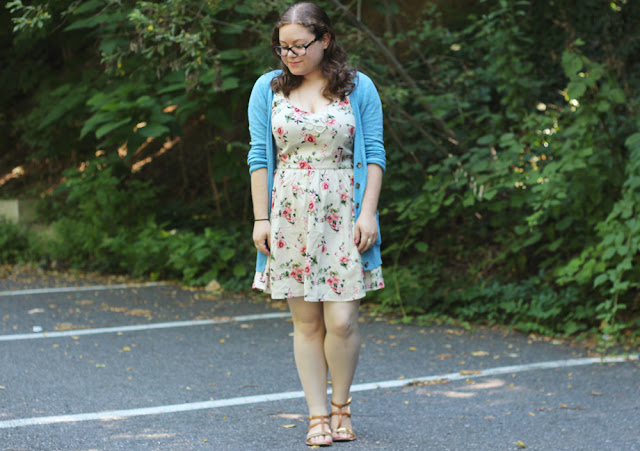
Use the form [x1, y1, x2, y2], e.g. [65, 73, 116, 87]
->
[277, 23, 328, 79]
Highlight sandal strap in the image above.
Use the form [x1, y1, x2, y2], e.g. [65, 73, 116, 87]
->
[330, 397, 352, 429]
[306, 430, 333, 440]
[307, 414, 330, 433]
[330, 396, 352, 409]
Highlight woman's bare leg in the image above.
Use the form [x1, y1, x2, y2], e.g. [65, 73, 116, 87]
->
[287, 297, 331, 445]
[323, 300, 360, 439]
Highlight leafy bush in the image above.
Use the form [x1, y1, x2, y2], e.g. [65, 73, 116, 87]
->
[0, 220, 39, 264]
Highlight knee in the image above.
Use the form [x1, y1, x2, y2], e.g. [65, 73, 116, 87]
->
[293, 316, 325, 339]
[326, 317, 358, 340]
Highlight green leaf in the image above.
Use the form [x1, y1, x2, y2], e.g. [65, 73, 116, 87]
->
[220, 248, 235, 261]
[477, 134, 495, 146]
[80, 112, 113, 139]
[158, 83, 186, 94]
[99, 37, 128, 55]
[137, 123, 169, 138]
[233, 264, 247, 277]
[415, 242, 428, 253]
[561, 51, 583, 76]
[566, 80, 587, 99]
[607, 88, 625, 104]
[218, 49, 245, 60]
[73, 0, 103, 15]
[593, 273, 609, 288]
[220, 77, 240, 91]
[624, 133, 640, 151]
[64, 14, 109, 31]
[95, 117, 131, 139]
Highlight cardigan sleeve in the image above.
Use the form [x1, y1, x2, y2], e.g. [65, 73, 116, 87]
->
[247, 74, 272, 174]
[356, 73, 386, 172]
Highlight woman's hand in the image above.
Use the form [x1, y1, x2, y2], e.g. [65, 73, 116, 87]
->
[354, 212, 377, 254]
[253, 220, 271, 256]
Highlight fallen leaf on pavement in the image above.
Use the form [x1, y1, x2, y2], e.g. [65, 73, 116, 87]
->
[471, 351, 490, 357]
[445, 329, 464, 336]
[460, 370, 482, 376]
[406, 378, 449, 387]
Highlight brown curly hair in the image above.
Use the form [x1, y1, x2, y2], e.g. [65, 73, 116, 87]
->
[270, 1, 356, 100]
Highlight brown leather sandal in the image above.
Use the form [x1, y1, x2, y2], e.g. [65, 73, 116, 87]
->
[330, 397, 357, 442]
[305, 414, 333, 447]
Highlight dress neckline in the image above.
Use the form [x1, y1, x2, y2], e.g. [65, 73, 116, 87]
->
[278, 93, 339, 116]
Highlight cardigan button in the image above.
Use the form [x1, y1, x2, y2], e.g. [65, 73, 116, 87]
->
[364, 262, 370, 268]
[355, 203, 360, 209]
[356, 162, 362, 168]
[355, 183, 360, 189]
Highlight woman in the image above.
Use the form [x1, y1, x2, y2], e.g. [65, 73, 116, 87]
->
[247, 1, 386, 446]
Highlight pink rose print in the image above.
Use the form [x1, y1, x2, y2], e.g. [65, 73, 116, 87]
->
[326, 212, 341, 231]
[276, 126, 284, 136]
[339, 254, 351, 269]
[327, 275, 343, 294]
[308, 200, 316, 213]
[349, 126, 355, 137]
[322, 181, 330, 190]
[299, 160, 312, 169]
[339, 98, 350, 107]
[282, 205, 295, 225]
[305, 134, 316, 144]
[290, 266, 304, 283]
[378, 281, 385, 288]
[277, 239, 286, 249]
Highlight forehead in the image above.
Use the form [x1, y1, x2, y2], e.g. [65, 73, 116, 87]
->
[278, 23, 314, 43]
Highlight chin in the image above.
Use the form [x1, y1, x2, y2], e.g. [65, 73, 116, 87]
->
[287, 65, 304, 75]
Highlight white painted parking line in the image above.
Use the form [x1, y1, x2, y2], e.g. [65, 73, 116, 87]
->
[0, 312, 292, 342]
[0, 282, 168, 297]
[0, 355, 636, 429]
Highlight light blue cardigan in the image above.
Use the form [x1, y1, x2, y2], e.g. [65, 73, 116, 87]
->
[247, 70, 386, 273]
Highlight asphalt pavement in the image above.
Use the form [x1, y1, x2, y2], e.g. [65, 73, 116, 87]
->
[0, 268, 638, 450]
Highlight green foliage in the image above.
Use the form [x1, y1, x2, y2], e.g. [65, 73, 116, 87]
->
[46, 153, 158, 270]
[0, 220, 40, 264]
[351, 0, 639, 340]
[41, 152, 253, 287]
[6, 1, 51, 32]
[4, 0, 640, 342]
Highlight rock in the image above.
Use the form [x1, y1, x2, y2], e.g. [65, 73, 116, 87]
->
[205, 279, 223, 293]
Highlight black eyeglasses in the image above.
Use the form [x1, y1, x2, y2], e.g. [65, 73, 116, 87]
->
[273, 38, 317, 57]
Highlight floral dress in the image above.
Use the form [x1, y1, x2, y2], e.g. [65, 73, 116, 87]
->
[252, 92, 384, 302]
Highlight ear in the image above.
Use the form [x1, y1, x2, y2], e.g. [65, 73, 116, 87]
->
[321, 32, 331, 49]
